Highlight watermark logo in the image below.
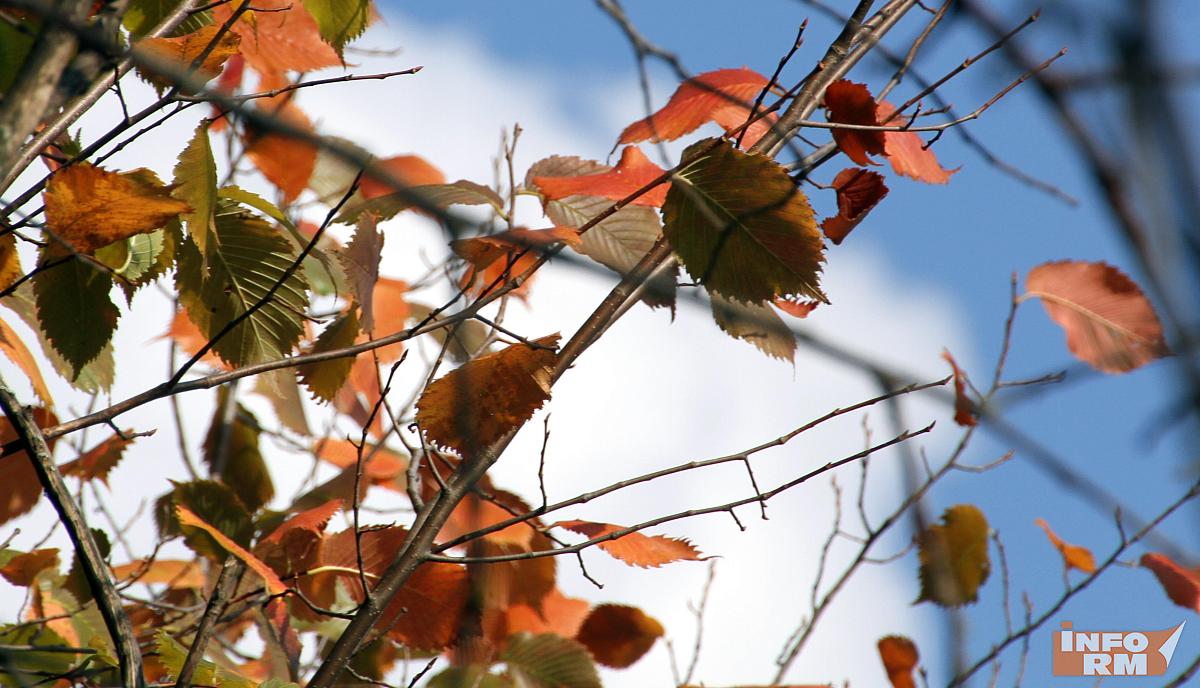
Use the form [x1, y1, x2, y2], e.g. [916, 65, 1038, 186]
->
[1053, 621, 1186, 676]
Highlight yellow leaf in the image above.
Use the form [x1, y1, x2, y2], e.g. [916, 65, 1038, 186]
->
[43, 164, 190, 254]
[916, 504, 990, 607]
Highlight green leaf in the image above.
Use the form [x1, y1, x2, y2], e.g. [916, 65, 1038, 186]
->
[302, 0, 371, 59]
[119, 219, 180, 304]
[203, 395, 275, 512]
[663, 138, 826, 304]
[710, 293, 795, 362]
[335, 180, 505, 224]
[3, 282, 114, 392]
[0, 623, 76, 686]
[31, 247, 119, 378]
[124, 0, 214, 37]
[916, 504, 991, 607]
[174, 122, 218, 256]
[502, 633, 600, 688]
[154, 631, 257, 688]
[176, 204, 309, 368]
[428, 667, 512, 688]
[297, 309, 360, 402]
[155, 480, 254, 558]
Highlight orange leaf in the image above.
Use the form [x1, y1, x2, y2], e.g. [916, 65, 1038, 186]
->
[877, 101, 957, 184]
[416, 335, 559, 458]
[261, 499, 343, 545]
[215, 0, 340, 78]
[555, 520, 703, 568]
[503, 588, 591, 639]
[0, 408, 57, 526]
[453, 227, 582, 271]
[111, 559, 206, 589]
[60, 433, 133, 486]
[439, 490, 538, 550]
[314, 438, 406, 486]
[820, 167, 888, 245]
[175, 504, 288, 595]
[1140, 552, 1200, 612]
[359, 154, 446, 199]
[619, 68, 772, 145]
[532, 146, 668, 207]
[244, 98, 317, 202]
[941, 348, 978, 427]
[575, 604, 664, 668]
[824, 80, 885, 167]
[138, 25, 241, 90]
[1034, 518, 1095, 574]
[1025, 260, 1169, 373]
[0, 315, 52, 407]
[0, 549, 59, 587]
[774, 296, 820, 319]
[877, 635, 920, 688]
[43, 164, 190, 253]
[163, 309, 229, 370]
[365, 276, 410, 363]
[0, 232, 21, 292]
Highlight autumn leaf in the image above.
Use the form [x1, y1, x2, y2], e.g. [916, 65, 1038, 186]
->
[503, 633, 601, 688]
[664, 138, 826, 305]
[416, 335, 560, 458]
[138, 25, 241, 91]
[244, 98, 317, 203]
[0, 232, 21, 292]
[297, 309, 361, 402]
[710, 293, 796, 362]
[262, 499, 343, 545]
[359, 154, 445, 199]
[877, 635, 919, 688]
[43, 163, 190, 254]
[1140, 553, 1200, 613]
[176, 504, 288, 594]
[0, 549, 59, 587]
[172, 123, 218, 255]
[555, 520, 704, 568]
[439, 490, 539, 550]
[156, 480, 254, 559]
[154, 631, 257, 688]
[0, 316, 53, 407]
[503, 588, 591, 639]
[877, 101, 958, 184]
[453, 227, 581, 272]
[0, 409, 57, 527]
[774, 296, 820, 319]
[301, 0, 372, 59]
[619, 68, 774, 147]
[941, 349, 978, 427]
[60, 433, 134, 486]
[824, 81, 885, 167]
[1035, 518, 1096, 574]
[821, 167, 889, 245]
[314, 437, 406, 487]
[215, 0, 340, 78]
[1024, 260, 1169, 373]
[202, 398, 274, 511]
[916, 504, 990, 607]
[533, 146, 668, 207]
[575, 604, 664, 669]
[110, 559, 205, 589]
[337, 179, 506, 224]
[337, 213, 384, 331]
[162, 308, 228, 370]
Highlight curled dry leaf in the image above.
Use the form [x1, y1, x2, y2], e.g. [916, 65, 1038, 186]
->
[416, 335, 560, 458]
[821, 167, 889, 245]
[941, 348, 978, 427]
[575, 604, 664, 669]
[555, 520, 704, 568]
[1140, 552, 1200, 613]
[824, 81, 885, 167]
[43, 164, 190, 254]
[619, 68, 775, 148]
[877, 635, 920, 688]
[1034, 518, 1096, 574]
[1025, 260, 1169, 373]
[916, 504, 990, 607]
[532, 146, 668, 207]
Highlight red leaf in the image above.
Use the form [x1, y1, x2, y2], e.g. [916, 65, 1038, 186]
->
[60, 433, 134, 486]
[877, 101, 957, 184]
[1025, 261, 1169, 373]
[575, 604, 664, 668]
[619, 68, 772, 146]
[176, 504, 289, 595]
[359, 154, 446, 200]
[261, 498, 343, 545]
[774, 297, 820, 319]
[941, 348, 978, 427]
[820, 167, 889, 244]
[1140, 553, 1200, 613]
[824, 80, 885, 167]
[532, 146, 668, 207]
[555, 520, 703, 568]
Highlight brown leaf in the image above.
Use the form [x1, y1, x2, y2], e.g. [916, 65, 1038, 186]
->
[176, 504, 288, 594]
[359, 154, 445, 199]
[877, 101, 957, 184]
[366, 276, 410, 362]
[821, 167, 888, 245]
[575, 604, 664, 668]
[0, 548, 59, 586]
[43, 164, 190, 253]
[439, 490, 539, 550]
[338, 214, 384, 331]
[138, 25, 241, 90]
[60, 433, 134, 486]
[0, 408, 57, 526]
[533, 146, 668, 207]
[555, 520, 704, 568]
[1025, 260, 1169, 373]
[0, 315, 53, 407]
[941, 349, 978, 427]
[619, 68, 773, 146]
[1035, 518, 1096, 574]
[416, 336, 559, 458]
[1140, 552, 1200, 612]
[877, 635, 919, 688]
[111, 559, 206, 589]
[824, 80, 885, 167]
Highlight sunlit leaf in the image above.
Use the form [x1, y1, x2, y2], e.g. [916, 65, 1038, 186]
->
[173, 122, 218, 255]
[533, 146, 668, 207]
[298, 309, 361, 402]
[555, 520, 703, 568]
[941, 349, 977, 427]
[176, 504, 287, 594]
[1140, 552, 1200, 613]
[138, 24, 240, 91]
[359, 153, 445, 199]
[574, 604, 663, 669]
[877, 635, 919, 688]
[916, 504, 990, 607]
[824, 80, 885, 167]
[0, 315, 52, 407]
[0, 232, 21, 292]
[215, 0, 340, 77]
[243, 98, 317, 203]
[877, 101, 957, 184]
[301, 0, 371, 59]
[1025, 260, 1168, 373]
[619, 68, 774, 148]
[60, 433, 134, 486]
[1035, 518, 1095, 574]
[664, 138, 825, 304]
[821, 167, 888, 245]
